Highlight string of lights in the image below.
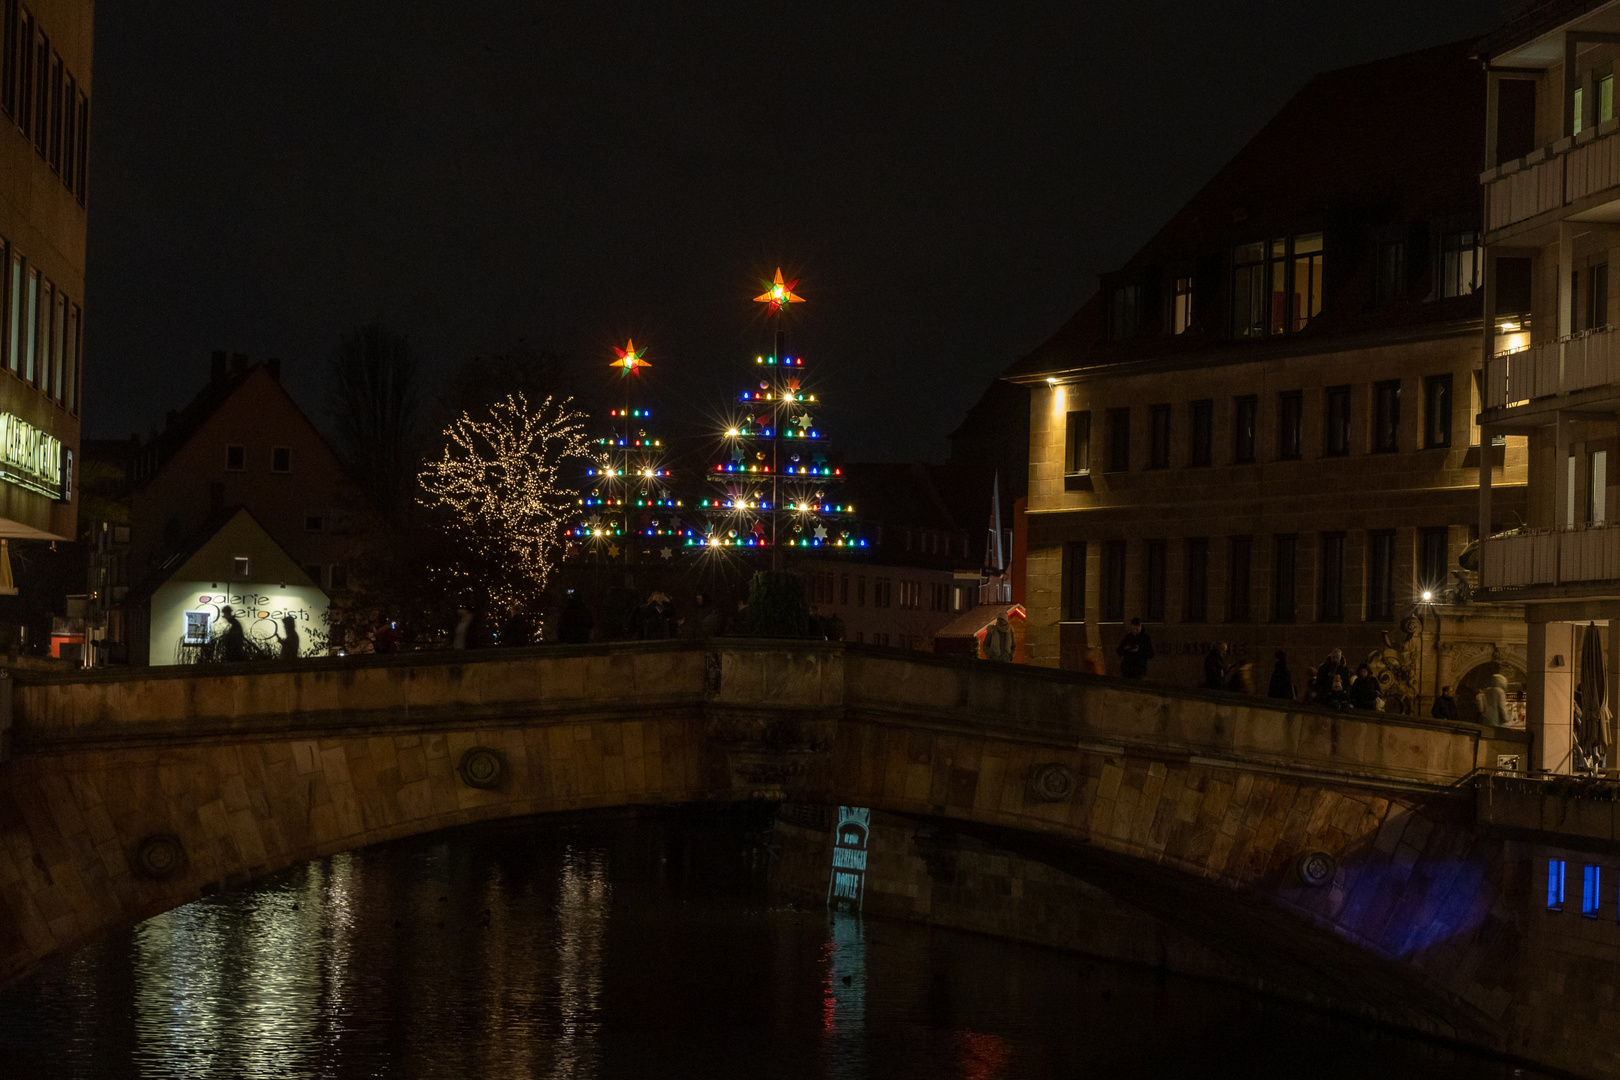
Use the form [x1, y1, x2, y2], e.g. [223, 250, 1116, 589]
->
[418, 392, 589, 611]
[694, 269, 865, 558]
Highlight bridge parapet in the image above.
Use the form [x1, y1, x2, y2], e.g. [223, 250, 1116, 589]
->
[9, 641, 1522, 793]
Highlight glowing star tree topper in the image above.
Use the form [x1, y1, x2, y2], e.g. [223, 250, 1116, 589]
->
[753, 268, 805, 313]
[610, 338, 650, 375]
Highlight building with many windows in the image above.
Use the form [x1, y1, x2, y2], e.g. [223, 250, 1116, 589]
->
[0, 1, 91, 547]
[1475, 0, 1620, 771]
[1005, 41, 1528, 713]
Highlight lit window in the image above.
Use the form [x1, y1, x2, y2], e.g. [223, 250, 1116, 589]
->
[1064, 411, 1091, 476]
[1440, 232, 1479, 298]
[1233, 235, 1322, 337]
[1172, 275, 1193, 334]
[1548, 859, 1566, 910]
[1583, 864, 1601, 918]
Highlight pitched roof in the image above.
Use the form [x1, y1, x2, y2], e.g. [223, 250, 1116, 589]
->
[1004, 41, 1486, 382]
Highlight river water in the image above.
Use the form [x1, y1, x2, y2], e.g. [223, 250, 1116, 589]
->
[0, 807, 1548, 1079]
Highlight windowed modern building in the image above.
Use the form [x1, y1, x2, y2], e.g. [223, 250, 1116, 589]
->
[0, 1, 91, 546]
[1005, 42, 1529, 710]
[1475, 1, 1620, 771]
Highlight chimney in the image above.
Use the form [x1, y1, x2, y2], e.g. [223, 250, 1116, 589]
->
[231, 352, 248, 376]
[265, 357, 281, 383]
[210, 350, 226, 385]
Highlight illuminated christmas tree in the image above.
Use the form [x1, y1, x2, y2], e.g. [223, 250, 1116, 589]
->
[693, 270, 863, 562]
[418, 392, 588, 612]
[570, 339, 693, 566]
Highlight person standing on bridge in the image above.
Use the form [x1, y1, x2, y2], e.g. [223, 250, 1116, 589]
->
[1202, 642, 1229, 690]
[1116, 618, 1153, 679]
[218, 606, 246, 663]
[1268, 651, 1295, 700]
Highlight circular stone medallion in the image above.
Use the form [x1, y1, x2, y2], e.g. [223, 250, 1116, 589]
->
[457, 747, 504, 790]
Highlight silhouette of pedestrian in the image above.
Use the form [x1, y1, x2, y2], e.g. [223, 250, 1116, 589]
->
[219, 605, 246, 662]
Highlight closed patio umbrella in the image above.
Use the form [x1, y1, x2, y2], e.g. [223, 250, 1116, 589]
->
[1577, 622, 1611, 772]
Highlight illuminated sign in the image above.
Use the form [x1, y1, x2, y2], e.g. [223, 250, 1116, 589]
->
[0, 412, 61, 498]
[827, 806, 870, 913]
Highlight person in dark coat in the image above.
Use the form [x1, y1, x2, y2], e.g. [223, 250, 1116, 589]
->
[558, 593, 593, 644]
[1431, 685, 1458, 721]
[1349, 663, 1381, 710]
[1203, 642, 1230, 690]
[1116, 618, 1154, 679]
[1267, 651, 1294, 700]
[498, 610, 529, 647]
[219, 605, 246, 662]
[1313, 649, 1350, 701]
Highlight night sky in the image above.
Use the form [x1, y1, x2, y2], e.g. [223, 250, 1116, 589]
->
[85, 2, 1503, 461]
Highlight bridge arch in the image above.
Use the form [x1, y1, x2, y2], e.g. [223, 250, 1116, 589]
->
[0, 642, 1596, 1074]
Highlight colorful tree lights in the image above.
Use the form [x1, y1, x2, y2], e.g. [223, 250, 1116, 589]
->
[572, 341, 693, 560]
[697, 273, 863, 557]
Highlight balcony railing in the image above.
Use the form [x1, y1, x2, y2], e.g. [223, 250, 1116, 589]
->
[1483, 523, 1620, 589]
[1484, 325, 1620, 409]
[1484, 118, 1620, 232]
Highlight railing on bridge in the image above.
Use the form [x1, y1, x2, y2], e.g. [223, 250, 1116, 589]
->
[5, 640, 1525, 793]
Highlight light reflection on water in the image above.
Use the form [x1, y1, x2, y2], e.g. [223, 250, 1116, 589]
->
[0, 809, 1558, 1080]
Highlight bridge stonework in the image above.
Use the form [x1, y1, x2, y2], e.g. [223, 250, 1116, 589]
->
[0, 642, 1608, 1076]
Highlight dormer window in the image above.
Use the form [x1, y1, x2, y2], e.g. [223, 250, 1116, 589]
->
[1109, 285, 1140, 342]
[1171, 275, 1193, 334]
[1233, 233, 1323, 338]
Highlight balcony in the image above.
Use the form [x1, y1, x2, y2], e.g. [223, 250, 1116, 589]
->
[1484, 325, 1620, 410]
[1483, 523, 1620, 590]
[1482, 117, 1620, 233]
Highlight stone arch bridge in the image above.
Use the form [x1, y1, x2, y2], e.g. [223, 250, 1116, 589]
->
[0, 642, 1606, 1076]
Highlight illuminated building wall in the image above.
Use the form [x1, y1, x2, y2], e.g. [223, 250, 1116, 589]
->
[0, 0, 92, 541]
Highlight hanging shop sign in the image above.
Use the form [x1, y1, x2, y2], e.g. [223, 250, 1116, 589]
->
[0, 413, 61, 498]
[827, 806, 871, 913]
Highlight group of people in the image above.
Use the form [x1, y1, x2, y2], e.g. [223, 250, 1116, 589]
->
[208, 605, 302, 662]
[1113, 619, 1515, 725]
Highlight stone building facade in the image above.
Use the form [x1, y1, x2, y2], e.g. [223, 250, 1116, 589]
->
[0, 0, 92, 544]
[1475, 1, 1620, 772]
[1003, 42, 1529, 712]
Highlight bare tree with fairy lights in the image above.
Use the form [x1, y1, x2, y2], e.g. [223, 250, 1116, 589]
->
[419, 392, 590, 616]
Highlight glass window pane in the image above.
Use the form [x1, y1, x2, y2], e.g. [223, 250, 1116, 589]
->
[7, 253, 19, 374]
[24, 266, 36, 383]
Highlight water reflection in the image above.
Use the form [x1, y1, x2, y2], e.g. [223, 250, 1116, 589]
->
[550, 847, 610, 1078]
[131, 850, 357, 1078]
[0, 808, 1559, 1080]
[822, 912, 864, 1078]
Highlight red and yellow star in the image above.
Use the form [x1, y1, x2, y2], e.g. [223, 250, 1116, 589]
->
[753, 268, 804, 313]
[610, 338, 650, 375]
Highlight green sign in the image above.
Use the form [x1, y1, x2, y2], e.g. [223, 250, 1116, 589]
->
[0, 412, 59, 498]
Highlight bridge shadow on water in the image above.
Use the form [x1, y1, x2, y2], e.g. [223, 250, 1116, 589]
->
[0, 641, 1589, 1076]
[0, 803, 1551, 1080]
